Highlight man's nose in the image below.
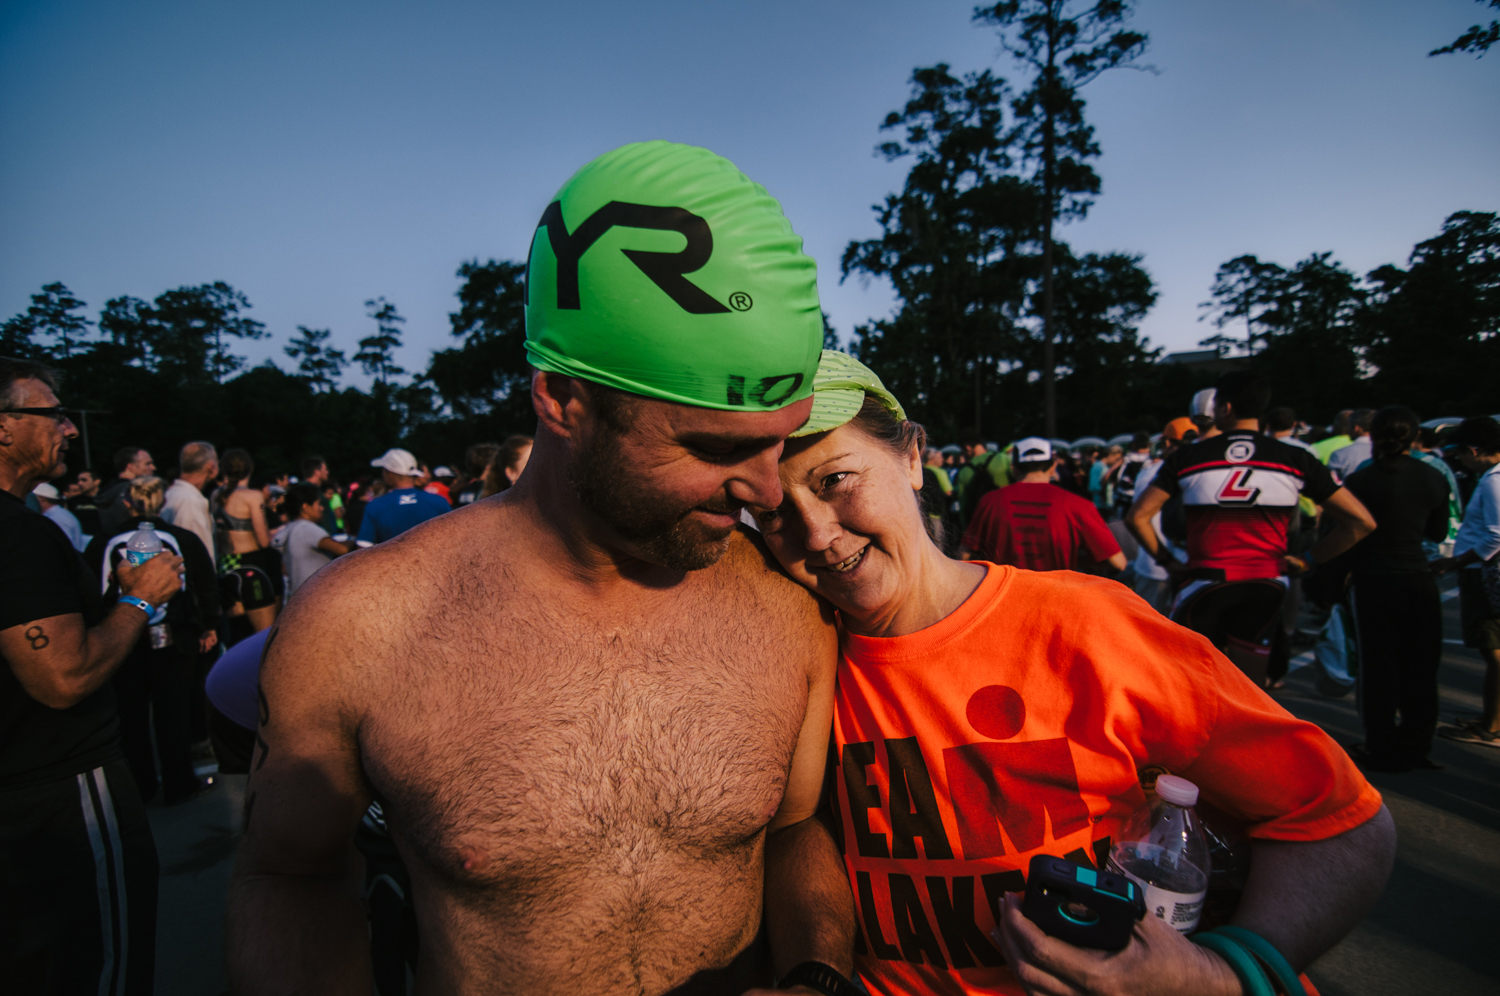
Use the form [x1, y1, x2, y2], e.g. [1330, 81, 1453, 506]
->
[727, 444, 785, 510]
[61, 418, 79, 439]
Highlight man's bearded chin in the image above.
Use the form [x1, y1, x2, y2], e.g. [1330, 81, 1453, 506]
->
[570, 431, 739, 572]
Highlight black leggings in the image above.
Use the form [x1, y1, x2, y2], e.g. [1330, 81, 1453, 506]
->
[0, 761, 158, 995]
[113, 639, 198, 802]
[1349, 570, 1442, 763]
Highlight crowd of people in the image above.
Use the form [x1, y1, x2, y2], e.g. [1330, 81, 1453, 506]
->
[920, 386, 1500, 771]
[4, 139, 1496, 996]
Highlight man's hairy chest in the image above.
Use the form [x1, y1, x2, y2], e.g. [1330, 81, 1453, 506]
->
[357, 591, 814, 891]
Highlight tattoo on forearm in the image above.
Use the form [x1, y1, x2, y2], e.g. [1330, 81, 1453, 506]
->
[25, 625, 48, 650]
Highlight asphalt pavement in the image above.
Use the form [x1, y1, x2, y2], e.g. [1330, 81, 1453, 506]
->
[147, 587, 1500, 996]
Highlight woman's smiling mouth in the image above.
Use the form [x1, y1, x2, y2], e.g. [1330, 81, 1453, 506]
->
[821, 546, 868, 574]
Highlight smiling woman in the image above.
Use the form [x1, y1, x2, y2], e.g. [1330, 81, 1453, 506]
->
[755, 350, 1395, 996]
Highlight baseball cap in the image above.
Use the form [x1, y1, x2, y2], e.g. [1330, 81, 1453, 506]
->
[525, 140, 823, 413]
[370, 448, 421, 476]
[433, 466, 455, 478]
[1015, 437, 1053, 462]
[790, 350, 906, 438]
[1162, 417, 1197, 442]
[1190, 388, 1216, 420]
[32, 482, 60, 500]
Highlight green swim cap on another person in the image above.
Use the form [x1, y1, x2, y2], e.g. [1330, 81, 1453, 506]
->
[525, 141, 823, 412]
[791, 349, 906, 438]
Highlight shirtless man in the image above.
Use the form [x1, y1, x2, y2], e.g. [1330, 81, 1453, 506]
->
[227, 142, 855, 995]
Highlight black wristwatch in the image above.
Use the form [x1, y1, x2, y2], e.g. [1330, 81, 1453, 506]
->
[778, 961, 862, 996]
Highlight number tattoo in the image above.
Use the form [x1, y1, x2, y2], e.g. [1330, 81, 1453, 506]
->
[25, 625, 48, 650]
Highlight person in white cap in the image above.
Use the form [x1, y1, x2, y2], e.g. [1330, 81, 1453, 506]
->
[355, 448, 451, 547]
[960, 437, 1125, 573]
[33, 481, 86, 551]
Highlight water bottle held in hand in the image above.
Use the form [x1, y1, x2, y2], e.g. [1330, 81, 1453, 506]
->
[1107, 774, 1211, 934]
[125, 522, 169, 625]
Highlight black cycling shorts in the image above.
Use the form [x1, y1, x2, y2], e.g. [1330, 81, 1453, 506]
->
[219, 547, 284, 611]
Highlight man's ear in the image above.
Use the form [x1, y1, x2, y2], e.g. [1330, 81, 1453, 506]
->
[0, 418, 14, 449]
[531, 370, 588, 440]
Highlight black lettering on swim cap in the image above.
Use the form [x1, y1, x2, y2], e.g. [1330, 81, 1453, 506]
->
[726, 375, 746, 407]
[533, 201, 731, 315]
[751, 372, 804, 407]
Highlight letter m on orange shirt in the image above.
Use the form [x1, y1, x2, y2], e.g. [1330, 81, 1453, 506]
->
[942, 740, 1091, 859]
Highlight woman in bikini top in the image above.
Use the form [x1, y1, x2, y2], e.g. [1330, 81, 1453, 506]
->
[213, 448, 281, 636]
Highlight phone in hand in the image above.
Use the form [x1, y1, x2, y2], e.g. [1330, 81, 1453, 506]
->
[1021, 854, 1146, 951]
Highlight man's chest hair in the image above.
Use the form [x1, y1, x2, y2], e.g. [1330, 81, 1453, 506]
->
[358, 576, 818, 881]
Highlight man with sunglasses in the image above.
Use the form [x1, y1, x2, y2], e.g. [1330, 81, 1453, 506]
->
[0, 358, 185, 995]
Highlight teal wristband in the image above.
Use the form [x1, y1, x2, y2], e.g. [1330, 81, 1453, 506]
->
[1192, 932, 1275, 996]
[117, 595, 154, 617]
[1212, 926, 1307, 996]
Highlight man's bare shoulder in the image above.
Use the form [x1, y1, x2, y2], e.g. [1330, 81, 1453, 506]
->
[273, 500, 531, 671]
[718, 524, 835, 632]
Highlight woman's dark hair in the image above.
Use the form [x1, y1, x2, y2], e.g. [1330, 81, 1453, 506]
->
[283, 482, 322, 520]
[844, 396, 940, 542]
[847, 396, 926, 460]
[1450, 416, 1500, 456]
[221, 448, 254, 484]
[480, 434, 535, 498]
[1370, 406, 1421, 464]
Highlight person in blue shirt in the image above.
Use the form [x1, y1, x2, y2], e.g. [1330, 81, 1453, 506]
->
[356, 448, 450, 547]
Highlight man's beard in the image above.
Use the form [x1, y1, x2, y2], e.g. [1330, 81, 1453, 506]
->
[569, 429, 740, 571]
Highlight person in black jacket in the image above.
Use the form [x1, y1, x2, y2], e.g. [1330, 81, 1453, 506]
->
[1342, 406, 1452, 772]
[85, 475, 220, 803]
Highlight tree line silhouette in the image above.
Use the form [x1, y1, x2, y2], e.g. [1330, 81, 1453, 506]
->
[3, 1, 1495, 480]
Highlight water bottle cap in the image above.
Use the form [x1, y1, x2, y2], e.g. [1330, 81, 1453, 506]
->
[1155, 774, 1199, 807]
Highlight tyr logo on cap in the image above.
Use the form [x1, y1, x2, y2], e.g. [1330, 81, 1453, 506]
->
[532, 200, 730, 315]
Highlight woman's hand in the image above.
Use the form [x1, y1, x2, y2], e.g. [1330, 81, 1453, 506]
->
[991, 892, 1241, 996]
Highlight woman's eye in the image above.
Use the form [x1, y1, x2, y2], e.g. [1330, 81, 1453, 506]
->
[757, 509, 781, 528]
[821, 472, 851, 490]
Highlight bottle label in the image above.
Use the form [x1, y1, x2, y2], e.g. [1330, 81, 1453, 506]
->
[1134, 878, 1205, 933]
[125, 550, 158, 567]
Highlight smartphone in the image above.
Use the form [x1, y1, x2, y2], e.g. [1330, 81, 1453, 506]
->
[1021, 854, 1146, 951]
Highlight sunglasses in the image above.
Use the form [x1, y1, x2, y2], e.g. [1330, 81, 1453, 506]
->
[0, 407, 76, 423]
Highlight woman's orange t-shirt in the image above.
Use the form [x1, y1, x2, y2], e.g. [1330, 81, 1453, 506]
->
[831, 564, 1380, 996]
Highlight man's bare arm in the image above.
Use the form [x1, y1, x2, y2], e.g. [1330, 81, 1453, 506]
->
[1126, 485, 1172, 562]
[1235, 804, 1396, 970]
[227, 585, 376, 996]
[1, 555, 183, 708]
[760, 608, 855, 983]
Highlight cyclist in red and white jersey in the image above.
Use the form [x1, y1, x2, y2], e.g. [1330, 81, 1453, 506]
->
[1130, 373, 1374, 604]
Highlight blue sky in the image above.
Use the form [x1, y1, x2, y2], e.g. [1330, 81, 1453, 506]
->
[2, 0, 1495, 386]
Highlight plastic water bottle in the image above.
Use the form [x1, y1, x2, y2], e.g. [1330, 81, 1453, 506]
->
[124, 523, 168, 624]
[1106, 774, 1211, 933]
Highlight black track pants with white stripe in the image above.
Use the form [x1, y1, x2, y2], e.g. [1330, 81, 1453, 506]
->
[0, 760, 158, 995]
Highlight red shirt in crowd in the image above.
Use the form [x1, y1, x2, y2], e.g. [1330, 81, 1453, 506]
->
[962, 482, 1120, 571]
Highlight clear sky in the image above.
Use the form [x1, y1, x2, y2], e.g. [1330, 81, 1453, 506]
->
[2, 0, 1495, 385]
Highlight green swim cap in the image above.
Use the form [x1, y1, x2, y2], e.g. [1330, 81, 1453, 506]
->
[525, 141, 822, 411]
[791, 350, 906, 438]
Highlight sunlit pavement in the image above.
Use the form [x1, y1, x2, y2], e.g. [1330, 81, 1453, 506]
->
[147, 589, 1500, 996]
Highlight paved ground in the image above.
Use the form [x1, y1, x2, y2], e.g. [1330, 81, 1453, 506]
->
[148, 589, 1499, 995]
